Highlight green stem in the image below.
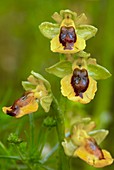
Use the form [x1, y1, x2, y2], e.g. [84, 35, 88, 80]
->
[29, 113, 34, 155]
[52, 96, 70, 170]
[52, 96, 65, 142]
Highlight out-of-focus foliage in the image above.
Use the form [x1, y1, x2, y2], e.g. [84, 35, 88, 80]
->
[0, 0, 114, 170]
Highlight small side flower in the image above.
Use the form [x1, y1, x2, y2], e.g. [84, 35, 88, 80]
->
[2, 92, 38, 118]
[74, 138, 113, 168]
[2, 71, 53, 118]
[62, 118, 113, 168]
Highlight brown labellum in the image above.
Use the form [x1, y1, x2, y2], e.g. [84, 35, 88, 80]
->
[85, 138, 104, 160]
[6, 92, 33, 117]
[59, 26, 77, 50]
[71, 68, 89, 98]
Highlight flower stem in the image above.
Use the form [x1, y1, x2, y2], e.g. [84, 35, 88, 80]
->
[52, 96, 70, 170]
[52, 96, 65, 141]
[29, 113, 34, 156]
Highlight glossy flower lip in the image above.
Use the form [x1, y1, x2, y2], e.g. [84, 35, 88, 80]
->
[2, 92, 38, 118]
[74, 138, 113, 168]
[51, 18, 86, 54]
[61, 66, 97, 104]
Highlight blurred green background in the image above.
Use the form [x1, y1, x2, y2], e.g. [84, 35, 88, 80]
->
[0, 0, 114, 169]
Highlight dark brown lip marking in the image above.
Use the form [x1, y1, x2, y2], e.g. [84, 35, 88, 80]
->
[85, 138, 104, 160]
[6, 92, 33, 117]
[59, 26, 77, 50]
[71, 68, 89, 98]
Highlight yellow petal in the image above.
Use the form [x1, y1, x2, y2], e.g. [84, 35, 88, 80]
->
[2, 106, 12, 114]
[74, 36, 86, 53]
[94, 149, 113, 168]
[61, 74, 74, 97]
[51, 34, 86, 54]
[61, 74, 97, 104]
[74, 146, 113, 168]
[16, 99, 38, 118]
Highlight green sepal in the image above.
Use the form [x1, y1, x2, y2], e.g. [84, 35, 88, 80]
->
[72, 117, 91, 126]
[60, 9, 77, 20]
[22, 81, 36, 91]
[89, 129, 109, 145]
[87, 64, 111, 80]
[22, 71, 51, 92]
[31, 71, 51, 91]
[62, 139, 77, 156]
[77, 25, 98, 40]
[39, 22, 59, 39]
[40, 94, 53, 112]
[46, 60, 72, 78]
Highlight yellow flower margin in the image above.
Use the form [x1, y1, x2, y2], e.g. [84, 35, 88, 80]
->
[74, 145, 113, 168]
[61, 64, 97, 104]
[51, 18, 86, 54]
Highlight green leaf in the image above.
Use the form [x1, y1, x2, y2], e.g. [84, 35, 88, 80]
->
[46, 60, 72, 78]
[87, 64, 111, 80]
[89, 129, 109, 144]
[39, 22, 59, 39]
[77, 25, 98, 40]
